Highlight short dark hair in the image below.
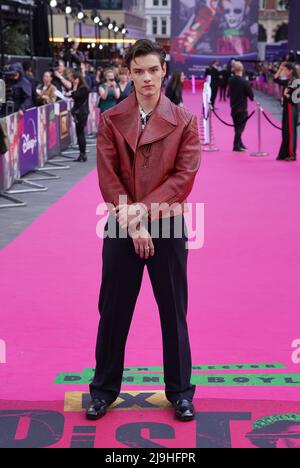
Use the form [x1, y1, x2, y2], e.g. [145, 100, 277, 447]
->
[125, 39, 166, 70]
[22, 60, 32, 72]
[72, 71, 88, 89]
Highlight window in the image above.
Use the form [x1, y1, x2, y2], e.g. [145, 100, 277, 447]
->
[259, 0, 266, 10]
[277, 0, 288, 10]
[152, 17, 158, 35]
[161, 17, 167, 35]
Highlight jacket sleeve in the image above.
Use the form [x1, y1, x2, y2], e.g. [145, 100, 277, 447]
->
[20, 81, 33, 112]
[140, 114, 201, 220]
[97, 113, 134, 209]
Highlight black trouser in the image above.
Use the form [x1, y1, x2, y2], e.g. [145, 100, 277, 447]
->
[211, 85, 219, 109]
[90, 215, 196, 404]
[75, 116, 88, 155]
[220, 84, 227, 101]
[232, 111, 248, 149]
[277, 103, 298, 160]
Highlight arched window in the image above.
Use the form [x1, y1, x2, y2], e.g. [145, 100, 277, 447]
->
[274, 23, 289, 42]
[258, 24, 267, 42]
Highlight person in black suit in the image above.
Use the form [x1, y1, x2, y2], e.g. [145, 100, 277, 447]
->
[229, 61, 254, 152]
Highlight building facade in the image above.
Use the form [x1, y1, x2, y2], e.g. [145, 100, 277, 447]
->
[145, 0, 171, 52]
[259, 0, 289, 43]
[48, 0, 147, 46]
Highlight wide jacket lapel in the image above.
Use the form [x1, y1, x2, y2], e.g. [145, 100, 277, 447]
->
[138, 94, 178, 147]
[109, 93, 178, 152]
[109, 93, 141, 153]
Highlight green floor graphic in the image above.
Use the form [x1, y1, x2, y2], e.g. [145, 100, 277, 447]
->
[54, 363, 300, 387]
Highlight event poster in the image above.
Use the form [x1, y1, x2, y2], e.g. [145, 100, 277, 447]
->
[87, 93, 99, 136]
[37, 105, 48, 168]
[58, 101, 71, 151]
[0, 113, 20, 191]
[46, 104, 60, 160]
[171, 0, 259, 74]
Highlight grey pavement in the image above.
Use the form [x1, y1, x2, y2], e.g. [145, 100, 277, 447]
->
[0, 138, 97, 249]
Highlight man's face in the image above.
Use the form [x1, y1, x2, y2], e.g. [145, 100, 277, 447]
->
[58, 61, 64, 74]
[223, 0, 247, 29]
[129, 54, 166, 99]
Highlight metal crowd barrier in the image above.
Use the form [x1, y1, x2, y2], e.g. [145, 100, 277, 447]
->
[0, 93, 99, 209]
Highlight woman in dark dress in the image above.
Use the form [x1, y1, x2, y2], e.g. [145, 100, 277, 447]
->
[165, 71, 185, 107]
[71, 72, 90, 162]
[274, 62, 299, 161]
[118, 68, 132, 103]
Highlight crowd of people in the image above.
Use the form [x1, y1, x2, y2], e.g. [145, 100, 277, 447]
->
[2, 40, 299, 164]
[2, 53, 136, 162]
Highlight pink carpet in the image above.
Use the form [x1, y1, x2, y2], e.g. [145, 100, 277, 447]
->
[1, 91, 300, 408]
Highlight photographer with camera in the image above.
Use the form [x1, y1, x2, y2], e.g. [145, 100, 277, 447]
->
[8, 63, 33, 115]
[64, 39, 84, 70]
[52, 59, 73, 94]
[22, 61, 38, 107]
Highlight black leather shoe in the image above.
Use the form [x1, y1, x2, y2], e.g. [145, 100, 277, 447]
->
[74, 154, 87, 162]
[233, 147, 245, 152]
[86, 399, 109, 420]
[172, 400, 195, 422]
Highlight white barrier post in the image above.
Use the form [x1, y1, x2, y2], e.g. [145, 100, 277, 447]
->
[203, 105, 219, 152]
[250, 102, 269, 157]
[192, 75, 196, 95]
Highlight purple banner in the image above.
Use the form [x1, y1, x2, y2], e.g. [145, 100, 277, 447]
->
[19, 108, 38, 177]
[171, 0, 259, 74]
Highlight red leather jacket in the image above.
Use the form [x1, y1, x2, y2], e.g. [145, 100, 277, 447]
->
[97, 92, 201, 220]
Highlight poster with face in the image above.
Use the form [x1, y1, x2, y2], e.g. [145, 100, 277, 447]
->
[37, 105, 48, 167]
[67, 99, 77, 146]
[171, 0, 259, 74]
[87, 93, 99, 135]
[58, 101, 71, 151]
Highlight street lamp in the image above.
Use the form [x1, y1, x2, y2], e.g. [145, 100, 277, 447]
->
[64, 2, 73, 35]
[121, 24, 127, 49]
[49, 0, 58, 52]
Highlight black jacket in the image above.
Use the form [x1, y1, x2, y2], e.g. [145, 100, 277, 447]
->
[229, 76, 254, 114]
[10, 63, 33, 113]
[165, 82, 183, 106]
[71, 85, 89, 121]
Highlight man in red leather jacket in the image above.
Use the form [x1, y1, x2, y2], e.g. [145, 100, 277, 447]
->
[87, 40, 201, 422]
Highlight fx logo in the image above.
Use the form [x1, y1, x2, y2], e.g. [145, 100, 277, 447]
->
[0, 340, 6, 364]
